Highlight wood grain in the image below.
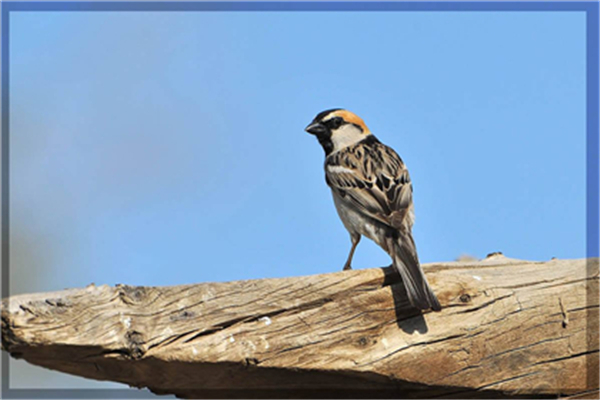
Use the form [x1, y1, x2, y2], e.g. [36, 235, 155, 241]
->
[2, 254, 598, 398]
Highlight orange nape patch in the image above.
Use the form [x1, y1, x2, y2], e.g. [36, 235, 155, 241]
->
[332, 110, 370, 133]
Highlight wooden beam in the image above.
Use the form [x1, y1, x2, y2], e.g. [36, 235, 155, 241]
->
[1, 254, 598, 398]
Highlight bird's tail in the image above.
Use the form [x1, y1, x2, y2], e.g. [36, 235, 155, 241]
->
[390, 232, 441, 312]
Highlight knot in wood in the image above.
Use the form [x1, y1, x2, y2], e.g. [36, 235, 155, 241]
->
[45, 298, 70, 308]
[170, 310, 195, 322]
[1, 316, 24, 352]
[125, 331, 145, 360]
[117, 285, 148, 305]
[460, 293, 472, 303]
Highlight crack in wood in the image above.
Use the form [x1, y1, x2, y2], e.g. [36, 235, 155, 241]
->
[531, 350, 599, 366]
[359, 333, 467, 367]
[477, 371, 542, 390]
[481, 335, 570, 362]
[453, 293, 514, 314]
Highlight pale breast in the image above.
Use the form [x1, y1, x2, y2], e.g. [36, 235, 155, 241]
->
[331, 191, 387, 247]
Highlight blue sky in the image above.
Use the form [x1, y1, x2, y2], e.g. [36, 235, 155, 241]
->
[9, 10, 586, 390]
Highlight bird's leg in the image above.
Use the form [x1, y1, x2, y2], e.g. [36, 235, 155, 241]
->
[343, 234, 361, 271]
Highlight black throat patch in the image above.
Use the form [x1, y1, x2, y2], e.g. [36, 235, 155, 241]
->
[316, 131, 334, 156]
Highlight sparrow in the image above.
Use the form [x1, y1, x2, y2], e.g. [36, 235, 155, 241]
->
[305, 109, 441, 311]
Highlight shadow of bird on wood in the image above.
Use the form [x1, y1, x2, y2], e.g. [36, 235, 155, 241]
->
[381, 266, 429, 334]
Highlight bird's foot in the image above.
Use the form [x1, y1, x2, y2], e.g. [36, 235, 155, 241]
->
[343, 263, 353, 271]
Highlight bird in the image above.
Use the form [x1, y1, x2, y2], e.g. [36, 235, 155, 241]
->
[305, 108, 441, 311]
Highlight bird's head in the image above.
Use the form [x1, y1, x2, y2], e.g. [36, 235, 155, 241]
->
[305, 109, 371, 155]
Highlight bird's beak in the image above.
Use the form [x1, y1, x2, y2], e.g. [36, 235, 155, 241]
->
[305, 122, 327, 136]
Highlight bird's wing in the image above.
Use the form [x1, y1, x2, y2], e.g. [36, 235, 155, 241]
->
[325, 138, 413, 230]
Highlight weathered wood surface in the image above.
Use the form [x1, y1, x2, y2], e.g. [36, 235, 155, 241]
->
[1, 255, 598, 398]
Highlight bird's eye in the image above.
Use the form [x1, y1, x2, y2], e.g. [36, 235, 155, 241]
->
[327, 117, 344, 130]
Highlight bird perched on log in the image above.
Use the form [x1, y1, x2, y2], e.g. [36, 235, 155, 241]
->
[305, 109, 441, 311]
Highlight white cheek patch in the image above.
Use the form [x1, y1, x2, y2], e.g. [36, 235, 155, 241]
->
[330, 124, 366, 152]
